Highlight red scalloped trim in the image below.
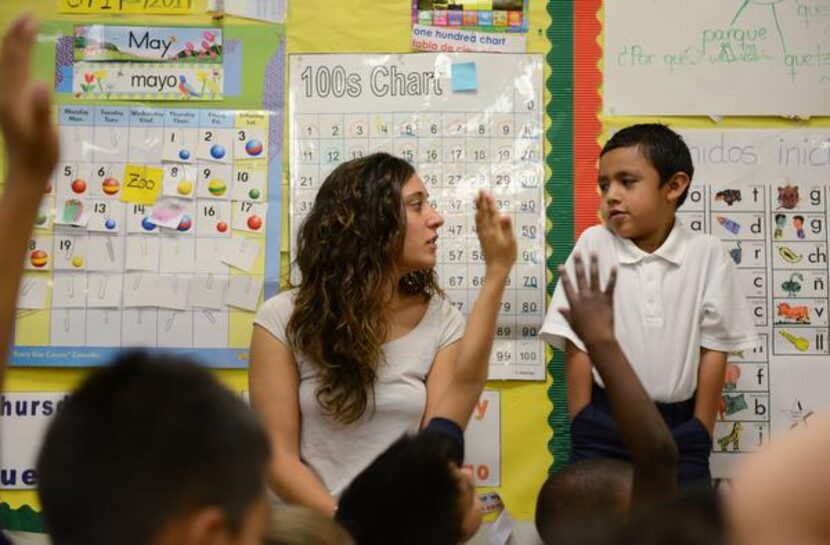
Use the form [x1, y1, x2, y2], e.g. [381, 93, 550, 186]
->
[573, 0, 602, 237]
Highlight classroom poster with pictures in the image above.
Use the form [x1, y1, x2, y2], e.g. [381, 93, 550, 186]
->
[72, 25, 224, 101]
[288, 53, 545, 381]
[674, 129, 830, 477]
[12, 106, 280, 368]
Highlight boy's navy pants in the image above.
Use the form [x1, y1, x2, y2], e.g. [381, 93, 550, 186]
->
[569, 384, 712, 485]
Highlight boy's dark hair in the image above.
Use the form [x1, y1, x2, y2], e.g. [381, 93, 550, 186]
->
[535, 459, 632, 545]
[36, 350, 270, 545]
[614, 485, 724, 545]
[601, 124, 694, 208]
[336, 430, 462, 545]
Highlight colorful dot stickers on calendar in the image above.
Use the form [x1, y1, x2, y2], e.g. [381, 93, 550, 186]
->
[14, 106, 276, 368]
[289, 53, 545, 381]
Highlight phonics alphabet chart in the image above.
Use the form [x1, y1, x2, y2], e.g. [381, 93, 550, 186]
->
[12, 105, 279, 368]
[289, 53, 545, 380]
[675, 129, 830, 477]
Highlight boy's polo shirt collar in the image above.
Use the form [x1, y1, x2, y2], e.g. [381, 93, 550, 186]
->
[613, 220, 688, 266]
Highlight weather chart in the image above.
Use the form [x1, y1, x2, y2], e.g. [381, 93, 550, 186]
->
[674, 129, 830, 477]
[289, 53, 546, 381]
[11, 24, 282, 368]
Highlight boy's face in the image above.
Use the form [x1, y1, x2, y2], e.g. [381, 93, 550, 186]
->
[598, 145, 686, 253]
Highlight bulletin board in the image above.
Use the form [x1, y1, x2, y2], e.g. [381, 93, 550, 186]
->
[0, 0, 285, 529]
[11, 18, 285, 369]
[0, 0, 554, 531]
[547, 0, 830, 482]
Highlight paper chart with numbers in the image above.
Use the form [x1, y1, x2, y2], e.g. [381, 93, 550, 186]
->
[289, 53, 545, 381]
[675, 129, 830, 477]
[12, 105, 279, 368]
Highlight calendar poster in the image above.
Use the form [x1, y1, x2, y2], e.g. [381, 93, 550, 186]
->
[289, 53, 545, 381]
[674, 129, 830, 477]
[11, 106, 281, 368]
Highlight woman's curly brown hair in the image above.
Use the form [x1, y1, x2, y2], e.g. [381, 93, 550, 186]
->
[288, 153, 443, 424]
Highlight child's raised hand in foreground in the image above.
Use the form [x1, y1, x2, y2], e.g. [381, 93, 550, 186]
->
[427, 191, 516, 429]
[0, 14, 59, 379]
[558, 253, 677, 509]
[0, 13, 58, 184]
[558, 253, 618, 348]
[474, 190, 517, 277]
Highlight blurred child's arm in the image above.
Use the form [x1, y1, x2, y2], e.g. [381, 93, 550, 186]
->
[694, 348, 727, 435]
[424, 191, 516, 428]
[558, 254, 677, 510]
[249, 326, 337, 516]
[565, 342, 593, 419]
[728, 410, 830, 545]
[0, 14, 58, 379]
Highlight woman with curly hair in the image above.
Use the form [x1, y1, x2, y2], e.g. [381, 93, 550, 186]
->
[249, 152, 516, 517]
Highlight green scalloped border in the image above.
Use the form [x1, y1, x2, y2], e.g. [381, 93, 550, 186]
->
[0, 503, 44, 533]
[545, 1, 575, 475]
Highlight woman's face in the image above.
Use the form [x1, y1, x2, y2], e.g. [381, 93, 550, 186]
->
[396, 174, 444, 274]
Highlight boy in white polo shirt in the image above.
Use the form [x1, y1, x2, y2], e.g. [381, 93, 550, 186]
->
[541, 124, 758, 484]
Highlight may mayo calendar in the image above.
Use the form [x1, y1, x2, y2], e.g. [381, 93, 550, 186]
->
[288, 53, 545, 381]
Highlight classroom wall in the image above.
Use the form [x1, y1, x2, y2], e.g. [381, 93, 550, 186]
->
[555, 0, 830, 482]
[0, 0, 554, 525]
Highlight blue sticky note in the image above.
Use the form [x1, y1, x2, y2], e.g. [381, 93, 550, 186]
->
[452, 62, 478, 92]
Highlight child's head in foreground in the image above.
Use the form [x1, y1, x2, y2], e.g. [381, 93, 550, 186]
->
[535, 459, 632, 545]
[536, 459, 723, 545]
[336, 429, 482, 545]
[599, 124, 694, 251]
[36, 350, 271, 545]
[265, 505, 354, 545]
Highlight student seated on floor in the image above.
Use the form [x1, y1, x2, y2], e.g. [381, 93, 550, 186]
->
[36, 351, 271, 545]
[536, 254, 678, 545]
[337, 416, 481, 545]
[265, 505, 354, 545]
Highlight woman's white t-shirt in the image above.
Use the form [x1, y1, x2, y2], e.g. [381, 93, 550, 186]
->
[254, 289, 465, 498]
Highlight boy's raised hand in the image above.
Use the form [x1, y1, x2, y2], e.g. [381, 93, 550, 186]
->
[474, 190, 517, 276]
[558, 254, 617, 348]
[0, 14, 59, 384]
[559, 254, 678, 507]
[0, 13, 58, 185]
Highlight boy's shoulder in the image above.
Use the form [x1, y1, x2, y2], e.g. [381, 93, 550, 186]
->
[675, 222, 727, 256]
[672, 223, 740, 278]
[573, 222, 730, 265]
[575, 224, 618, 248]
